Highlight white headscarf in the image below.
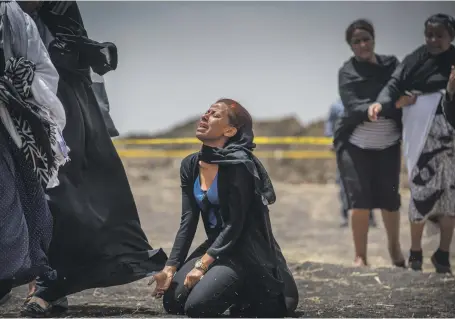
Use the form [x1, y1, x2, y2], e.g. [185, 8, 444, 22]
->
[2, 0, 65, 130]
[0, 1, 69, 188]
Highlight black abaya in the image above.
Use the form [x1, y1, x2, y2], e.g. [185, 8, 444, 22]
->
[31, 1, 167, 301]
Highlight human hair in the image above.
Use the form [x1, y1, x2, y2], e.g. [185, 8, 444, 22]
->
[345, 19, 375, 44]
[425, 13, 455, 37]
[215, 98, 253, 130]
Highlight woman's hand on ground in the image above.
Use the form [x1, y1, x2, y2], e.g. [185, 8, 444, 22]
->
[447, 65, 455, 98]
[395, 94, 417, 109]
[183, 268, 205, 290]
[149, 267, 175, 299]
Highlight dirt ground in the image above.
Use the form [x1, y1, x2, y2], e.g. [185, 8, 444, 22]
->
[1, 164, 455, 318]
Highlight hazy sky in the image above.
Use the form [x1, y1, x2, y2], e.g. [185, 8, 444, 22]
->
[78, 1, 455, 135]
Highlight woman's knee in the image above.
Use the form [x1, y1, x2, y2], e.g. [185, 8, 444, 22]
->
[183, 291, 231, 318]
[184, 298, 223, 318]
[183, 300, 205, 318]
[162, 287, 184, 315]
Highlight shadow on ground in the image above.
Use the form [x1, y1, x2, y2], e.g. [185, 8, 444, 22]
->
[1, 261, 454, 318]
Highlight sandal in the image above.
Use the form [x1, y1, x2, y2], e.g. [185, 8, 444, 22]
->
[20, 301, 53, 318]
[431, 250, 452, 275]
[408, 250, 423, 271]
[21, 297, 68, 318]
[23, 293, 34, 305]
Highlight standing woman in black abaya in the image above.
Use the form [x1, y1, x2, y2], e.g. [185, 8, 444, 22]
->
[19, 2, 167, 316]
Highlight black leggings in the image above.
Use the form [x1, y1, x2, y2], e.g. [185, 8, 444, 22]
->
[163, 249, 290, 317]
[163, 255, 244, 317]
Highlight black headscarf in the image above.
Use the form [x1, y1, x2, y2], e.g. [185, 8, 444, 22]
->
[425, 13, 455, 37]
[375, 14, 455, 123]
[387, 14, 455, 94]
[199, 126, 276, 206]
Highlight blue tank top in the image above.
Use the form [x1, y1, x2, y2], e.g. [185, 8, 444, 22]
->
[193, 174, 221, 228]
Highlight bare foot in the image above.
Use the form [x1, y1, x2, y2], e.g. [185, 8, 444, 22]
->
[353, 256, 368, 267]
[388, 246, 405, 267]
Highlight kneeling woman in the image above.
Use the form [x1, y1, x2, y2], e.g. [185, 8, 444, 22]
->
[150, 99, 299, 317]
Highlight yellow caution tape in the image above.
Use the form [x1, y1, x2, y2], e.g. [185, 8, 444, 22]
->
[113, 136, 333, 146]
[117, 149, 335, 159]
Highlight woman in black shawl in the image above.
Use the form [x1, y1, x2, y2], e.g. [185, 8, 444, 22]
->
[335, 19, 415, 268]
[369, 14, 455, 274]
[19, 1, 167, 316]
[149, 98, 299, 317]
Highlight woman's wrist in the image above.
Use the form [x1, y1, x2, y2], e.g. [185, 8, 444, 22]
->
[201, 253, 215, 267]
[163, 265, 177, 276]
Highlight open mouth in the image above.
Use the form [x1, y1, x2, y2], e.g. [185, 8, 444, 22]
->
[427, 44, 442, 51]
[198, 122, 208, 129]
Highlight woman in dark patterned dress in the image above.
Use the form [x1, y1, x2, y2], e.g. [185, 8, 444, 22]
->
[369, 14, 455, 274]
[0, 0, 68, 305]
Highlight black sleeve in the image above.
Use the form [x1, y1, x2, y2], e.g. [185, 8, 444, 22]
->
[165, 159, 200, 268]
[442, 92, 455, 129]
[338, 68, 371, 123]
[206, 164, 253, 259]
[376, 61, 407, 117]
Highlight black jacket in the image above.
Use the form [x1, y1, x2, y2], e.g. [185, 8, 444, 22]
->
[334, 54, 402, 150]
